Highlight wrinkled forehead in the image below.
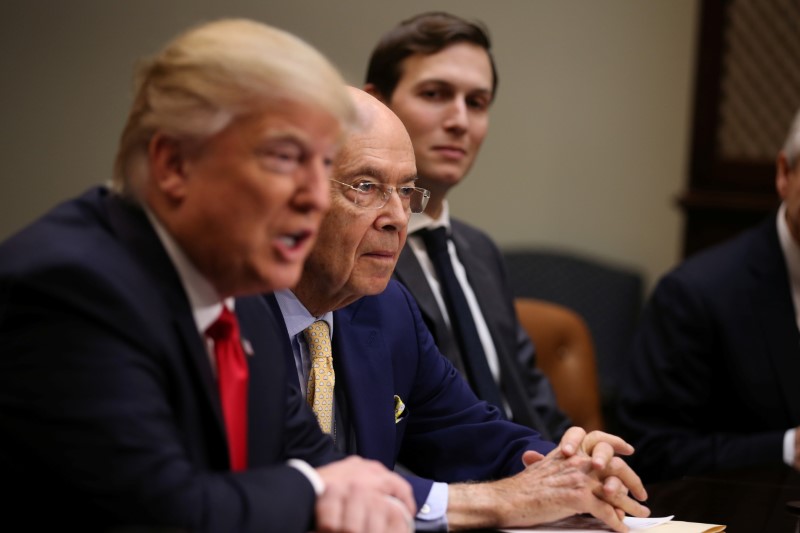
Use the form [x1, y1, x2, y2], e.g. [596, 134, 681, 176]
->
[335, 121, 415, 182]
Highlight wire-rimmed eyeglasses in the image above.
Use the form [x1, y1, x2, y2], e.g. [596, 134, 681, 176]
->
[330, 179, 430, 214]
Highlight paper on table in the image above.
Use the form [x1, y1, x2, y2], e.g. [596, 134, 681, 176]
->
[500, 514, 725, 532]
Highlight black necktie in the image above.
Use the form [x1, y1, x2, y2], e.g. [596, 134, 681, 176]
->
[418, 227, 506, 416]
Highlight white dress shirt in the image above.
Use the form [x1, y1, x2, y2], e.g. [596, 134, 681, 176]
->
[146, 209, 325, 496]
[776, 204, 799, 466]
[406, 201, 508, 413]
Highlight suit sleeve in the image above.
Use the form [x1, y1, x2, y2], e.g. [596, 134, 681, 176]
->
[393, 284, 555, 485]
[617, 273, 785, 482]
[0, 264, 322, 532]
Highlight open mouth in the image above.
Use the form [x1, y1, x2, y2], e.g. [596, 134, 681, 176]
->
[278, 230, 310, 250]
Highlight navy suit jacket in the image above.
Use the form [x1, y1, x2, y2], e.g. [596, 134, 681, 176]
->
[0, 187, 340, 531]
[269, 280, 555, 507]
[618, 216, 800, 482]
[395, 218, 570, 441]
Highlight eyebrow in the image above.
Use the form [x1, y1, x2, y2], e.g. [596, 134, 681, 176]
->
[344, 166, 418, 185]
[416, 78, 493, 97]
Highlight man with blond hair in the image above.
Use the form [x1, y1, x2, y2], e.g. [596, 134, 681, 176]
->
[0, 19, 413, 532]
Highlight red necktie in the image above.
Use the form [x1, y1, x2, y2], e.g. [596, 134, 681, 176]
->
[205, 306, 248, 471]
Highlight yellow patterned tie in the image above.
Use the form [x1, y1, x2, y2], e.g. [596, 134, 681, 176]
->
[303, 320, 335, 434]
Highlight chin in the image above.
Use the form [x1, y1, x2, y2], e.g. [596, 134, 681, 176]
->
[256, 266, 302, 294]
[430, 168, 467, 187]
[361, 277, 392, 296]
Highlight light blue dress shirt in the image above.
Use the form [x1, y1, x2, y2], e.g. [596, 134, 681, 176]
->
[274, 289, 449, 530]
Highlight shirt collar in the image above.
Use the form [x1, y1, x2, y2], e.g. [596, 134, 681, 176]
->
[274, 289, 334, 339]
[408, 199, 451, 235]
[144, 208, 232, 334]
[777, 203, 800, 286]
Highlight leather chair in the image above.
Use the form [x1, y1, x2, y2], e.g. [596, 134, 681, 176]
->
[504, 248, 643, 432]
[514, 297, 604, 432]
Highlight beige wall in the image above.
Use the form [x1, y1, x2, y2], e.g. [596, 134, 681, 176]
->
[0, 0, 698, 291]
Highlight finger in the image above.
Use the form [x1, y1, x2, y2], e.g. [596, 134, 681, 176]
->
[607, 491, 650, 519]
[585, 498, 629, 533]
[559, 426, 587, 456]
[603, 457, 648, 502]
[315, 488, 344, 532]
[589, 441, 615, 470]
[596, 475, 650, 519]
[384, 494, 415, 533]
[522, 450, 546, 467]
[382, 471, 416, 516]
[583, 431, 635, 457]
[339, 489, 368, 533]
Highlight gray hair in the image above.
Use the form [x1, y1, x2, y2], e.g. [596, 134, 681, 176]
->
[783, 108, 800, 169]
[112, 18, 355, 198]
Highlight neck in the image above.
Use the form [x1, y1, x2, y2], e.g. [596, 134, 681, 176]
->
[293, 280, 357, 318]
[416, 177, 452, 221]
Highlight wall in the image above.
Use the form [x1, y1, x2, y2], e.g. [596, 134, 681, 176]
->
[0, 0, 698, 290]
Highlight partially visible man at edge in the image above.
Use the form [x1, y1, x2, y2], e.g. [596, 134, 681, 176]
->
[269, 87, 649, 532]
[363, 11, 574, 441]
[617, 108, 800, 483]
[0, 19, 414, 532]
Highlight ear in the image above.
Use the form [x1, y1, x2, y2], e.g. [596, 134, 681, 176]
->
[776, 151, 792, 200]
[148, 132, 191, 202]
[363, 83, 387, 104]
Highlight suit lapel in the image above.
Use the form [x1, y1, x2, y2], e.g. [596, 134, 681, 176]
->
[748, 221, 800, 422]
[104, 192, 226, 445]
[333, 300, 397, 468]
[450, 225, 542, 430]
[395, 247, 441, 323]
[395, 245, 465, 373]
[237, 295, 287, 466]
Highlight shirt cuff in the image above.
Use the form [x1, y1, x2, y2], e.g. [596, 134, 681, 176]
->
[287, 458, 325, 496]
[414, 481, 449, 531]
[784, 428, 796, 466]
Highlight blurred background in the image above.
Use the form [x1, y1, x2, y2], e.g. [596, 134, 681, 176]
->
[0, 0, 701, 289]
[2, 0, 794, 292]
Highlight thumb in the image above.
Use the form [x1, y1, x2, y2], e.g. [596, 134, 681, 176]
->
[522, 450, 545, 467]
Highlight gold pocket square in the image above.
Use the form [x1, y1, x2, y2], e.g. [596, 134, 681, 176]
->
[393, 395, 406, 423]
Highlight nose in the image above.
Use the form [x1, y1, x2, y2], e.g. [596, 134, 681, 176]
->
[376, 187, 410, 232]
[297, 155, 331, 213]
[443, 98, 469, 134]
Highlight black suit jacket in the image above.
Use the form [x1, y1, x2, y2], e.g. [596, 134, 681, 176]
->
[0, 187, 339, 531]
[395, 218, 570, 441]
[617, 216, 800, 482]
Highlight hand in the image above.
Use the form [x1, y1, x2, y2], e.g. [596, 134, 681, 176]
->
[315, 456, 415, 533]
[558, 426, 647, 502]
[448, 446, 650, 533]
[793, 427, 800, 470]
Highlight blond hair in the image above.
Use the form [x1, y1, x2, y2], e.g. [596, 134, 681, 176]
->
[113, 18, 355, 198]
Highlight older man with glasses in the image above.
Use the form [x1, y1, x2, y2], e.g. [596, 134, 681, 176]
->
[264, 87, 650, 533]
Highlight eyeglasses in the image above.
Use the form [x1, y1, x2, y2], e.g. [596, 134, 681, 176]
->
[330, 179, 431, 214]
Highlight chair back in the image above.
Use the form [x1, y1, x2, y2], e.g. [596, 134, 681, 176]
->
[514, 297, 604, 432]
[504, 248, 643, 432]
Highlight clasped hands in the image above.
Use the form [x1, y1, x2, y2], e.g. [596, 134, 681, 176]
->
[506, 426, 651, 532]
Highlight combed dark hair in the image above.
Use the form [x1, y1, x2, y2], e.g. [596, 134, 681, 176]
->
[365, 11, 498, 101]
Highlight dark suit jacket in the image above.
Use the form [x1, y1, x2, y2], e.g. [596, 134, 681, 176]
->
[0, 187, 340, 531]
[268, 280, 556, 508]
[395, 218, 570, 441]
[617, 216, 800, 482]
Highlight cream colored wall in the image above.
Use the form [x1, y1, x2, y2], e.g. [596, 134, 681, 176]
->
[0, 0, 697, 291]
